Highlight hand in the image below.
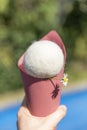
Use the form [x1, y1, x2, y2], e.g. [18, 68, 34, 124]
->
[17, 98, 67, 130]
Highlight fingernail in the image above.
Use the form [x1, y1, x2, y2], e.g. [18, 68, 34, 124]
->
[60, 105, 67, 112]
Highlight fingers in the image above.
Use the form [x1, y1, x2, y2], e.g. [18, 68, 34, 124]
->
[46, 105, 67, 128]
[18, 96, 31, 117]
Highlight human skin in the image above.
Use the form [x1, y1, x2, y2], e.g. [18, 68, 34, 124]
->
[17, 98, 67, 130]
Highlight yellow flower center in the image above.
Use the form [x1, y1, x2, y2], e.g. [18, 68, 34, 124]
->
[63, 77, 68, 82]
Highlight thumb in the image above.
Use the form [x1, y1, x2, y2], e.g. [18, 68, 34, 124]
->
[46, 105, 67, 129]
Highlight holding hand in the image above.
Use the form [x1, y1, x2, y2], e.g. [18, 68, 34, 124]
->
[17, 98, 67, 130]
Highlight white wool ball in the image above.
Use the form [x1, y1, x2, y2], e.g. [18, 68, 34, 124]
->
[24, 40, 64, 78]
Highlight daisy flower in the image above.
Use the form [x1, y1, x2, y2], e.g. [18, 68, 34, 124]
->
[61, 73, 68, 86]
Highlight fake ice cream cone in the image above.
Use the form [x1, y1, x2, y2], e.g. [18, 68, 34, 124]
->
[18, 30, 66, 117]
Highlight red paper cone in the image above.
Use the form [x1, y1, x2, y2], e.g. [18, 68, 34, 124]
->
[18, 30, 66, 117]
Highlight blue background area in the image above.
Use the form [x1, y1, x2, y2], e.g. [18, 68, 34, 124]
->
[58, 89, 87, 130]
[0, 89, 87, 130]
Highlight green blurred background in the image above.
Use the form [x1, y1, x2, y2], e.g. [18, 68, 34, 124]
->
[0, 0, 87, 94]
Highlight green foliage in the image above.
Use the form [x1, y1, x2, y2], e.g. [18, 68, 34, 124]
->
[0, 0, 87, 93]
[0, 0, 9, 13]
[61, 1, 87, 63]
